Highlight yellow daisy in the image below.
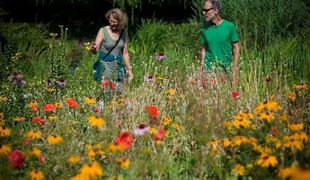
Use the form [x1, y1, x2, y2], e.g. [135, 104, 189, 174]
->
[87, 115, 105, 127]
[29, 169, 44, 180]
[0, 144, 12, 156]
[48, 114, 57, 121]
[258, 112, 275, 122]
[256, 153, 278, 167]
[79, 161, 104, 178]
[48, 135, 64, 144]
[83, 97, 97, 104]
[163, 116, 172, 126]
[232, 164, 245, 176]
[0, 126, 11, 137]
[289, 122, 304, 132]
[68, 155, 81, 164]
[115, 157, 130, 169]
[14, 116, 26, 122]
[27, 130, 43, 139]
[28, 147, 41, 157]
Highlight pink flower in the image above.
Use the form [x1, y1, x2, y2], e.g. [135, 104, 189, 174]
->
[8, 149, 26, 169]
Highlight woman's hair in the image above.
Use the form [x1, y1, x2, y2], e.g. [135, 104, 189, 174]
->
[105, 8, 128, 29]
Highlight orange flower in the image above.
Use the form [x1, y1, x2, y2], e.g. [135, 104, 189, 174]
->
[43, 103, 56, 112]
[66, 98, 78, 108]
[145, 105, 160, 118]
[116, 131, 133, 149]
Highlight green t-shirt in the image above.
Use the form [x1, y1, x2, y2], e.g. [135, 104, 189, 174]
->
[200, 20, 239, 70]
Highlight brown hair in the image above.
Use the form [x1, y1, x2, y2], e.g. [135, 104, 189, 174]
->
[105, 8, 128, 30]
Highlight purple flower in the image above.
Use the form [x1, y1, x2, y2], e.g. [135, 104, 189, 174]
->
[133, 124, 149, 136]
[56, 79, 66, 87]
[13, 79, 26, 86]
[155, 52, 166, 61]
[46, 80, 55, 86]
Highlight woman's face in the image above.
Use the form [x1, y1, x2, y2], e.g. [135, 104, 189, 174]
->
[108, 15, 119, 30]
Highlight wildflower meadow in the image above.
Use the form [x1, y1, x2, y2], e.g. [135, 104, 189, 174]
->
[0, 0, 309, 179]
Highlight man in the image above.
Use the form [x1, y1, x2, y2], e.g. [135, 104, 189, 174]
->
[200, 0, 240, 83]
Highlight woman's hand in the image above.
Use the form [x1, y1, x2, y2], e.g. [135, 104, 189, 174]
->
[127, 69, 134, 81]
[91, 42, 97, 54]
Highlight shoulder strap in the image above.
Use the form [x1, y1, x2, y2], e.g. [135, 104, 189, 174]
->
[100, 29, 124, 60]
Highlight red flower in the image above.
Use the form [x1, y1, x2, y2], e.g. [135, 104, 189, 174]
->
[23, 137, 32, 145]
[145, 105, 160, 119]
[231, 91, 240, 98]
[32, 116, 45, 125]
[66, 98, 78, 108]
[116, 131, 133, 149]
[43, 103, 56, 112]
[8, 149, 26, 169]
[39, 155, 45, 164]
[154, 127, 166, 141]
[100, 80, 116, 90]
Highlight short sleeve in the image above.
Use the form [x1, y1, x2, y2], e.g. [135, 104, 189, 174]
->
[200, 29, 206, 45]
[230, 24, 239, 43]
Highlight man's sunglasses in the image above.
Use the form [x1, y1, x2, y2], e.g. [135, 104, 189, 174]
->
[203, 8, 213, 13]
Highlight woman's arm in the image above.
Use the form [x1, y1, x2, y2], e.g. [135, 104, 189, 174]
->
[93, 28, 104, 53]
[122, 31, 134, 80]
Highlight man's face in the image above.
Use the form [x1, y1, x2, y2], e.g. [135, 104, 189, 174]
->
[203, 1, 216, 22]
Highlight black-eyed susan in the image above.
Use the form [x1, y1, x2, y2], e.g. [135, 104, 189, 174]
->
[47, 135, 63, 144]
[14, 116, 26, 122]
[107, 176, 124, 180]
[292, 132, 309, 142]
[289, 122, 304, 132]
[87, 115, 105, 127]
[0, 96, 8, 102]
[27, 147, 41, 157]
[0, 144, 12, 156]
[232, 163, 245, 176]
[54, 102, 64, 109]
[48, 114, 57, 121]
[68, 155, 81, 164]
[167, 88, 177, 96]
[27, 130, 42, 139]
[283, 135, 304, 150]
[29, 169, 44, 180]
[0, 126, 11, 137]
[288, 91, 297, 102]
[265, 101, 281, 112]
[172, 123, 183, 131]
[149, 127, 158, 135]
[258, 112, 275, 122]
[79, 161, 103, 178]
[256, 153, 278, 167]
[115, 157, 130, 169]
[83, 97, 97, 105]
[108, 142, 125, 152]
[223, 138, 232, 148]
[255, 101, 267, 113]
[293, 83, 308, 91]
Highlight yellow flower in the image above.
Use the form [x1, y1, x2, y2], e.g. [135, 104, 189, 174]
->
[233, 118, 251, 128]
[283, 135, 304, 150]
[0, 96, 8, 102]
[163, 116, 172, 126]
[289, 122, 304, 132]
[172, 123, 182, 131]
[108, 142, 125, 152]
[258, 112, 275, 122]
[167, 88, 177, 95]
[68, 155, 81, 164]
[47, 87, 56, 93]
[27, 130, 42, 139]
[255, 101, 267, 113]
[87, 115, 105, 127]
[14, 116, 26, 122]
[87, 149, 104, 158]
[48, 114, 57, 121]
[54, 102, 64, 108]
[265, 136, 282, 149]
[0, 126, 11, 137]
[79, 161, 103, 178]
[279, 112, 288, 122]
[278, 166, 310, 180]
[0, 112, 4, 120]
[115, 157, 130, 169]
[223, 138, 232, 148]
[293, 83, 308, 91]
[48, 135, 64, 144]
[265, 101, 281, 112]
[29, 169, 44, 180]
[0, 144, 12, 156]
[149, 127, 158, 135]
[83, 97, 97, 104]
[292, 132, 309, 142]
[256, 153, 278, 167]
[232, 164, 245, 176]
[29, 100, 38, 107]
[288, 91, 297, 102]
[107, 176, 124, 180]
[28, 147, 41, 157]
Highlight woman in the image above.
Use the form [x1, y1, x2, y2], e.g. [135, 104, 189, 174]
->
[92, 8, 134, 87]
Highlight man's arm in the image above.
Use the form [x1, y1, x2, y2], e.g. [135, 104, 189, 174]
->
[232, 42, 240, 84]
